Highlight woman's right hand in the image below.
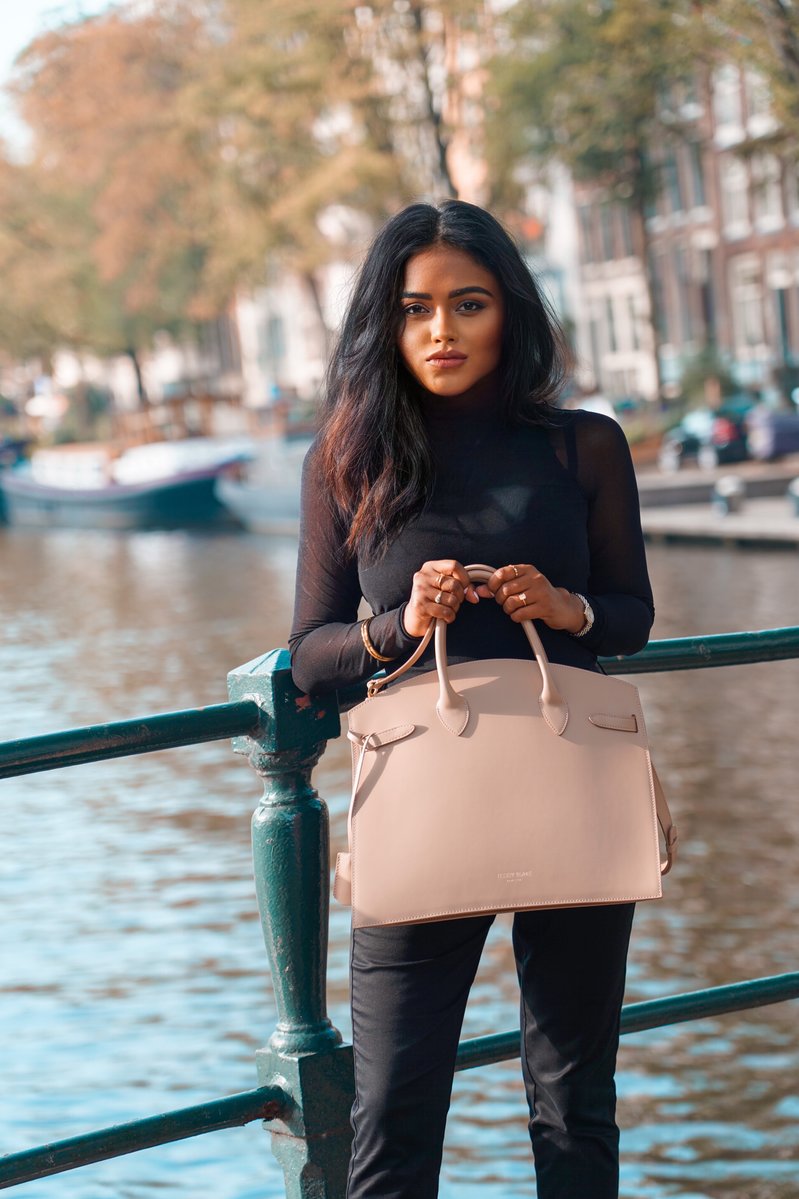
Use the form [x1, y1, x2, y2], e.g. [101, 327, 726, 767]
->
[402, 559, 479, 638]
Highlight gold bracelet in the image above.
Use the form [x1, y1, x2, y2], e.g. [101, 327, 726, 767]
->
[360, 617, 396, 663]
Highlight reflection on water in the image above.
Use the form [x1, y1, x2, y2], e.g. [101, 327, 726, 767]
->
[1, 529, 797, 1198]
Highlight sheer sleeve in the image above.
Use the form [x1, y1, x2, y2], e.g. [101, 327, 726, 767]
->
[570, 412, 654, 657]
[288, 443, 419, 695]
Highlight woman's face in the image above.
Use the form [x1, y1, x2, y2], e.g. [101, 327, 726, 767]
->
[396, 244, 504, 397]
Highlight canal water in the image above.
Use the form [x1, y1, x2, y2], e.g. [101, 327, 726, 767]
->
[1, 527, 797, 1199]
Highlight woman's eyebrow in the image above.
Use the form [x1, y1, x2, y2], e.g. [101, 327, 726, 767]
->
[450, 286, 494, 298]
[400, 286, 494, 299]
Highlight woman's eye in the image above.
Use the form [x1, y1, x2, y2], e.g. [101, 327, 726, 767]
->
[401, 299, 485, 317]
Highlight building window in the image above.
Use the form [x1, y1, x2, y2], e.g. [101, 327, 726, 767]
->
[698, 249, 716, 342]
[599, 205, 615, 260]
[768, 254, 794, 358]
[589, 314, 602, 385]
[720, 156, 750, 236]
[746, 69, 771, 118]
[675, 247, 695, 344]
[688, 142, 706, 208]
[785, 162, 799, 222]
[775, 288, 791, 359]
[729, 256, 765, 348]
[619, 206, 634, 257]
[578, 206, 596, 262]
[662, 150, 684, 214]
[679, 73, 701, 115]
[751, 154, 784, 231]
[604, 296, 618, 353]
[713, 63, 743, 144]
[745, 68, 776, 137]
[627, 295, 640, 351]
[266, 315, 285, 365]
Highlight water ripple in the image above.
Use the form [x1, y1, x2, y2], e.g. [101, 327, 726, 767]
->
[1, 531, 797, 1197]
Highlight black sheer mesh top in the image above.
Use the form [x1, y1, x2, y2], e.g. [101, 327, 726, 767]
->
[289, 391, 654, 696]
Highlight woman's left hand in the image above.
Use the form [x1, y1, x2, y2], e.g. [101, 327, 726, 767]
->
[477, 563, 586, 633]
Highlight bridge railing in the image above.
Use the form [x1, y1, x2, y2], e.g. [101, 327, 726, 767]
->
[2, 628, 799, 1196]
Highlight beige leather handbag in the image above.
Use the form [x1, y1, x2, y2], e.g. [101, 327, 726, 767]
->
[334, 564, 677, 929]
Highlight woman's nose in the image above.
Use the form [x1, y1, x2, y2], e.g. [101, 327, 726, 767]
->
[431, 307, 455, 342]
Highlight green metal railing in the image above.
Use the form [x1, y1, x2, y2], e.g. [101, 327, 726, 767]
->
[2, 628, 799, 1196]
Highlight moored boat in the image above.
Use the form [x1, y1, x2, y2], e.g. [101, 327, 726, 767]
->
[213, 476, 301, 534]
[213, 434, 310, 534]
[0, 438, 254, 530]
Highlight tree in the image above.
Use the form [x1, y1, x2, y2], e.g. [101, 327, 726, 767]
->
[487, 0, 716, 396]
[179, 0, 405, 339]
[709, 0, 799, 139]
[8, 4, 218, 400]
[3, 0, 496, 382]
[0, 153, 86, 361]
[183, 0, 490, 333]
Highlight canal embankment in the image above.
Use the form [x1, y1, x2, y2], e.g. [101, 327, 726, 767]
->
[636, 454, 799, 547]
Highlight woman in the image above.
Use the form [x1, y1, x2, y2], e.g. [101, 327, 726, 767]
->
[289, 200, 654, 1199]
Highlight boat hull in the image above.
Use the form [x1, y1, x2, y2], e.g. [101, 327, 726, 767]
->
[0, 467, 241, 530]
[214, 477, 300, 534]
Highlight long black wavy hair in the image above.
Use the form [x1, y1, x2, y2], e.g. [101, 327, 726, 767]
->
[317, 199, 572, 558]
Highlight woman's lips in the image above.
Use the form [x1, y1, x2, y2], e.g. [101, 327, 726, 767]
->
[427, 354, 467, 368]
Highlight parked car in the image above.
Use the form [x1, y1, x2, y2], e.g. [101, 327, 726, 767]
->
[658, 402, 751, 471]
[745, 405, 799, 460]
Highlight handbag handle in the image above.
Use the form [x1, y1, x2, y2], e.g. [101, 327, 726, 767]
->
[367, 563, 569, 737]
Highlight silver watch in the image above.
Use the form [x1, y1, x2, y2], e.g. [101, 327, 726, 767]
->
[572, 592, 594, 638]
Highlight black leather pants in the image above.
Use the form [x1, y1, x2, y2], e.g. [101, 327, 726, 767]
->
[346, 903, 635, 1199]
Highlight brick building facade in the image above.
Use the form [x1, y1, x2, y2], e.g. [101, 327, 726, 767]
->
[574, 63, 799, 406]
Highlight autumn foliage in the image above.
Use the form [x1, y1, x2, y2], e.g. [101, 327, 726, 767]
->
[2, 1, 799, 368]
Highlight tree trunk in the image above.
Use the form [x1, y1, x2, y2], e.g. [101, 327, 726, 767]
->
[302, 271, 331, 359]
[72, 379, 92, 440]
[126, 346, 148, 407]
[629, 155, 666, 404]
[408, 2, 457, 197]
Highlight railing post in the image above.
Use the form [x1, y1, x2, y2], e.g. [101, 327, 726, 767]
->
[228, 650, 354, 1199]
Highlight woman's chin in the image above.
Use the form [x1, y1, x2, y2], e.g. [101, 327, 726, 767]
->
[416, 369, 498, 400]
[424, 379, 474, 397]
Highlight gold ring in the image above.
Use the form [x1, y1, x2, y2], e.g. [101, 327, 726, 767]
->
[518, 592, 527, 605]
[434, 591, 444, 605]
[512, 565, 519, 579]
[436, 573, 445, 587]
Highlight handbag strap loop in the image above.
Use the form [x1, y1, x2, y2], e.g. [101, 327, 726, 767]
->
[436, 563, 566, 733]
[366, 621, 435, 696]
[368, 564, 569, 736]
